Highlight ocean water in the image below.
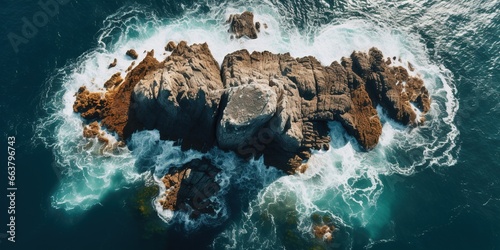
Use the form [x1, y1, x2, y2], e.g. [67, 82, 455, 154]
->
[0, 0, 498, 249]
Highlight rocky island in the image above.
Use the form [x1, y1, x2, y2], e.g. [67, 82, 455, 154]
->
[73, 11, 430, 222]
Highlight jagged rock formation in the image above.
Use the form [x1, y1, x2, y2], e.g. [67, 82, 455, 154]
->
[227, 11, 259, 39]
[71, 12, 432, 219]
[83, 121, 109, 143]
[350, 49, 431, 125]
[101, 50, 161, 139]
[158, 158, 221, 218]
[73, 41, 430, 174]
[81, 121, 126, 154]
[311, 213, 338, 243]
[132, 42, 223, 150]
[104, 72, 123, 90]
[73, 86, 107, 120]
[165, 41, 177, 52]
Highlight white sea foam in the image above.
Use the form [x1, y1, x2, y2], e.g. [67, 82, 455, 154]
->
[35, 0, 459, 245]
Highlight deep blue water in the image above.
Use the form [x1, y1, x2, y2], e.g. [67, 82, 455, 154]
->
[0, 0, 499, 249]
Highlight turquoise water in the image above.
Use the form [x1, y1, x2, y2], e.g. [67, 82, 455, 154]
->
[0, 0, 498, 249]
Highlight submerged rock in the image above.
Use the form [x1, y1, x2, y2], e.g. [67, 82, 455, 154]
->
[81, 121, 126, 154]
[313, 225, 335, 242]
[311, 213, 337, 243]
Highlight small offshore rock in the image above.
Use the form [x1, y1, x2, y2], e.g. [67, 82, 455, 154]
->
[313, 225, 335, 242]
[227, 11, 258, 39]
[126, 49, 138, 59]
[108, 58, 117, 68]
[255, 22, 261, 32]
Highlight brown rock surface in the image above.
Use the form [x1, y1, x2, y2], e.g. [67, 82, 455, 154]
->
[338, 58, 382, 150]
[227, 11, 259, 39]
[101, 50, 161, 139]
[165, 41, 176, 52]
[73, 41, 430, 173]
[83, 121, 109, 144]
[73, 86, 106, 120]
[108, 58, 117, 68]
[126, 49, 138, 59]
[103, 72, 123, 89]
[313, 225, 335, 242]
[352, 48, 430, 126]
[126, 61, 136, 72]
[311, 213, 337, 242]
